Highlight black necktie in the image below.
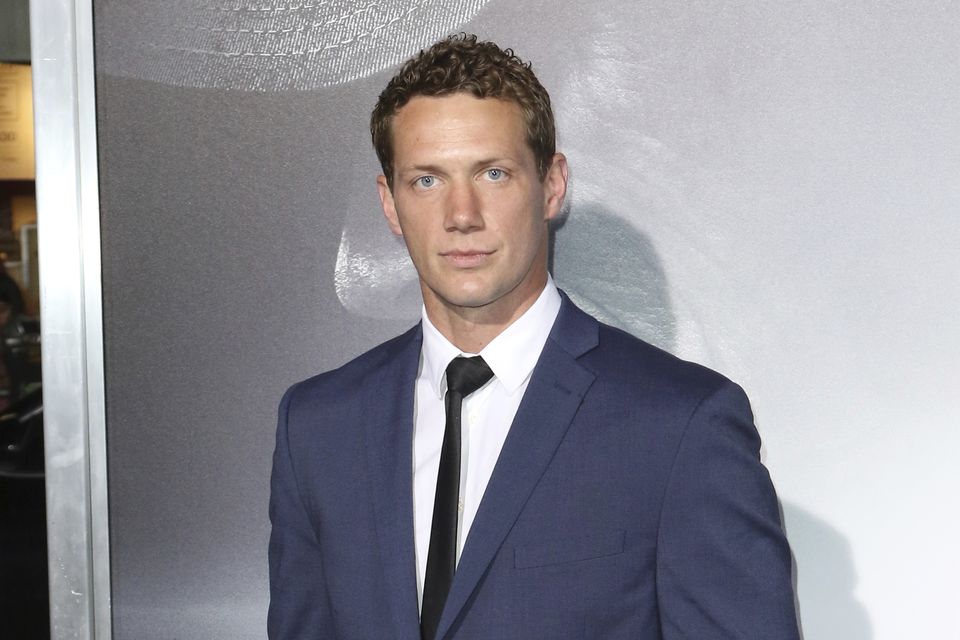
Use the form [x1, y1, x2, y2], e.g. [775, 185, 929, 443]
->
[420, 355, 494, 640]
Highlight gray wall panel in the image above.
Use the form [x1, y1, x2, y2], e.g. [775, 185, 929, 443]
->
[93, 1, 959, 638]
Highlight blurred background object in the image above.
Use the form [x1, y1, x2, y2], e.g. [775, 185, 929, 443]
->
[0, 3, 47, 635]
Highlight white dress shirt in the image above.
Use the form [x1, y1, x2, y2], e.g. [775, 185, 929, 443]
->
[412, 277, 562, 610]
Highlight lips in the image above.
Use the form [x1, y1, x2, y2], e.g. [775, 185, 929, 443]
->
[440, 249, 494, 268]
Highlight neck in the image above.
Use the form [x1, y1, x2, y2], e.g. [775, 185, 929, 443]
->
[424, 276, 548, 354]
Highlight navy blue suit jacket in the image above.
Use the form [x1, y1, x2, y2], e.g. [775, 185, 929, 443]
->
[268, 294, 800, 639]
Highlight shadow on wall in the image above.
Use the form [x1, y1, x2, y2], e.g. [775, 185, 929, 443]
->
[781, 502, 873, 640]
[552, 202, 677, 354]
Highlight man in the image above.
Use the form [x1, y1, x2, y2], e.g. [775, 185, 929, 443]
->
[269, 34, 800, 639]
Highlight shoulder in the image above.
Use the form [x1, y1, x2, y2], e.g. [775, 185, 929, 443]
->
[561, 301, 763, 473]
[592, 322, 731, 400]
[553, 293, 735, 407]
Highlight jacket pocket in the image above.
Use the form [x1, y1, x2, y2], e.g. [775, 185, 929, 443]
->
[514, 530, 626, 569]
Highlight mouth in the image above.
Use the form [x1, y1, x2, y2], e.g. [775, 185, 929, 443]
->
[440, 249, 494, 268]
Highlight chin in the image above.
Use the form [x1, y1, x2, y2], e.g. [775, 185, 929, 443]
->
[424, 271, 538, 314]
[442, 292, 497, 310]
[442, 279, 532, 313]
[431, 282, 500, 310]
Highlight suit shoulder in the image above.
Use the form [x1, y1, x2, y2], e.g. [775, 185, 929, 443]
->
[588, 321, 735, 401]
[553, 292, 735, 401]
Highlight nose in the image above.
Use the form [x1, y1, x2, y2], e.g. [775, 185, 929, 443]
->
[443, 180, 484, 233]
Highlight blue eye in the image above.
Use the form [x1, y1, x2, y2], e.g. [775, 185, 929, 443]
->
[486, 168, 504, 181]
[416, 176, 436, 188]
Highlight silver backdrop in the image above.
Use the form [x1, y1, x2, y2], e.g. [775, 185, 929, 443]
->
[94, 1, 959, 638]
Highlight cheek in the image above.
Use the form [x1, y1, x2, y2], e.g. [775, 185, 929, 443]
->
[511, 208, 548, 250]
[403, 227, 443, 268]
[493, 195, 543, 235]
[402, 233, 430, 260]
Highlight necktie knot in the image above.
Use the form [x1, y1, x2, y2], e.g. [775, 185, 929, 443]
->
[445, 356, 494, 398]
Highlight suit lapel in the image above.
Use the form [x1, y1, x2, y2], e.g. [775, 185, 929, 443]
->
[363, 325, 423, 640]
[435, 296, 599, 639]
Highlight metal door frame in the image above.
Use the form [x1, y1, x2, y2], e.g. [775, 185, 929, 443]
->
[30, 0, 111, 637]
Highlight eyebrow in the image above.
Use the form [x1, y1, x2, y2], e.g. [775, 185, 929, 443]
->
[398, 157, 521, 176]
[471, 157, 519, 170]
[399, 163, 446, 176]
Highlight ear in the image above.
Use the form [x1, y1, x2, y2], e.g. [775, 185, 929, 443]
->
[541, 153, 569, 222]
[377, 175, 404, 236]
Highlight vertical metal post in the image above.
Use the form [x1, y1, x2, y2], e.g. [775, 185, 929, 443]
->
[30, 0, 110, 637]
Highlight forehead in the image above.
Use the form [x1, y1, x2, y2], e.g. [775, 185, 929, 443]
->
[392, 94, 526, 142]
[389, 94, 530, 164]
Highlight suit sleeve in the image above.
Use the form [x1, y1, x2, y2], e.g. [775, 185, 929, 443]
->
[268, 384, 336, 639]
[656, 381, 801, 639]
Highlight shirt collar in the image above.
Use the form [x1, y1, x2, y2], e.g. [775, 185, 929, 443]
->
[420, 276, 562, 399]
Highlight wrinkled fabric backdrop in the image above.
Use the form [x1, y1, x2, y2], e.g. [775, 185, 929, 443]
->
[94, 1, 959, 638]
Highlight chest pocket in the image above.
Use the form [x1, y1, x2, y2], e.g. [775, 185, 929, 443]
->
[513, 530, 625, 569]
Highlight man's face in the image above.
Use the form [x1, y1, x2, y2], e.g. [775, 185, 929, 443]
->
[377, 93, 567, 321]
